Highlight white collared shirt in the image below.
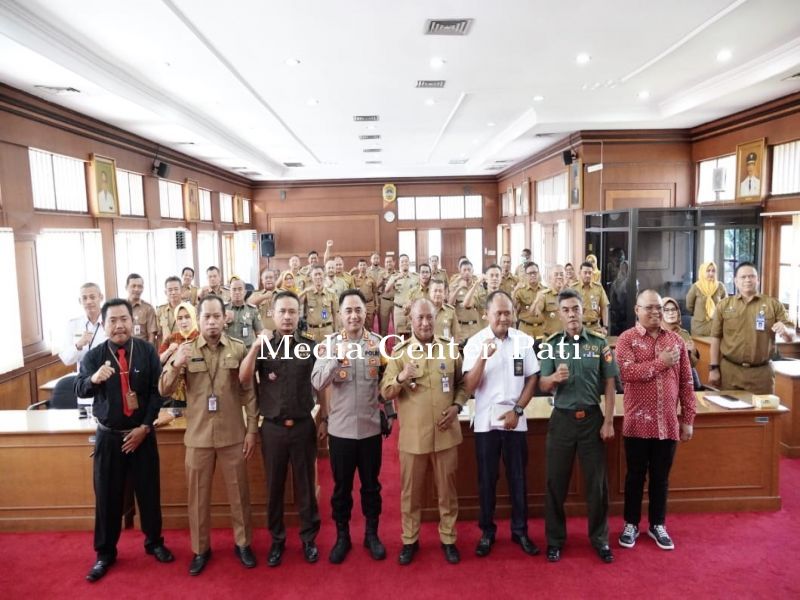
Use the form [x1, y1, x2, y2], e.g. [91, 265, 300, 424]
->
[59, 315, 107, 371]
[462, 326, 539, 433]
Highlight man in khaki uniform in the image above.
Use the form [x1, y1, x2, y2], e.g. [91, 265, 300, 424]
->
[472, 264, 502, 318]
[570, 261, 609, 334]
[224, 279, 263, 349]
[430, 255, 448, 286]
[499, 254, 518, 295]
[299, 250, 320, 278]
[157, 276, 184, 346]
[301, 265, 339, 342]
[198, 266, 231, 305]
[709, 262, 795, 394]
[535, 264, 567, 338]
[406, 264, 433, 309]
[429, 280, 460, 341]
[381, 299, 467, 565]
[514, 262, 548, 340]
[325, 260, 348, 299]
[449, 260, 484, 345]
[286, 255, 307, 291]
[514, 249, 532, 279]
[449, 257, 469, 289]
[378, 255, 396, 336]
[334, 255, 355, 289]
[353, 258, 378, 331]
[385, 254, 419, 339]
[367, 253, 387, 287]
[126, 273, 157, 344]
[180, 267, 199, 305]
[249, 268, 278, 333]
[159, 295, 258, 575]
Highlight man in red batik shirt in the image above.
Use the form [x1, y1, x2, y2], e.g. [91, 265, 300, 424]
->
[614, 290, 696, 552]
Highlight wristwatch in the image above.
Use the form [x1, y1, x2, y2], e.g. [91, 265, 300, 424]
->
[513, 405, 524, 417]
[452, 403, 463, 414]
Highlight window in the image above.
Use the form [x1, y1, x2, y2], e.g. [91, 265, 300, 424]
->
[556, 219, 570, 266]
[415, 197, 439, 220]
[510, 223, 525, 269]
[501, 191, 512, 217]
[778, 220, 800, 327]
[531, 222, 544, 265]
[398, 230, 417, 270]
[772, 140, 800, 195]
[231, 230, 258, 284]
[697, 154, 735, 203]
[242, 198, 252, 224]
[29, 148, 88, 212]
[36, 229, 104, 353]
[397, 195, 482, 220]
[159, 180, 184, 219]
[397, 197, 415, 220]
[465, 195, 482, 218]
[465, 229, 483, 272]
[1, 229, 24, 374]
[198, 230, 219, 273]
[116, 170, 145, 216]
[220, 193, 234, 223]
[722, 228, 757, 293]
[427, 229, 442, 263]
[536, 173, 568, 212]
[440, 196, 464, 219]
[199, 189, 212, 221]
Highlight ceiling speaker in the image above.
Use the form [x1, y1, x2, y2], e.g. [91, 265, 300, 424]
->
[152, 160, 170, 178]
[562, 150, 574, 166]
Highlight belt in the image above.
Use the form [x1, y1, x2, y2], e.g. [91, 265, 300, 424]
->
[381, 296, 393, 301]
[96, 422, 135, 435]
[459, 320, 478, 325]
[394, 302, 405, 309]
[722, 355, 769, 369]
[555, 406, 600, 420]
[307, 322, 333, 329]
[264, 416, 309, 428]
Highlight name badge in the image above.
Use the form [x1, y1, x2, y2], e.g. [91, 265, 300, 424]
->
[266, 310, 273, 318]
[756, 313, 766, 331]
[242, 326, 249, 337]
[441, 376, 450, 393]
[514, 358, 524, 376]
[125, 390, 139, 412]
[133, 324, 141, 336]
[208, 394, 218, 412]
[591, 296, 599, 311]
[321, 308, 329, 320]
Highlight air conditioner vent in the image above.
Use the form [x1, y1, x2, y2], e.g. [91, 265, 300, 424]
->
[363, 148, 382, 153]
[416, 80, 446, 88]
[283, 162, 304, 167]
[353, 115, 379, 121]
[359, 134, 381, 140]
[175, 230, 186, 249]
[424, 18, 473, 36]
[449, 159, 468, 165]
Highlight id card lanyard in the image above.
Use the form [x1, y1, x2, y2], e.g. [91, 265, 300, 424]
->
[201, 347, 221, 412]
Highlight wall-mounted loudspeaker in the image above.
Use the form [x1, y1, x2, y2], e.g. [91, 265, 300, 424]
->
[562, 150, 574, 166]
[260, 233, 275, 258]
[152, 160, 170, 178]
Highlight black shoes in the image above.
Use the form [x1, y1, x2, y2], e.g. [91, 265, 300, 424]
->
[267, 541, 285, 567]
[398, 541, 419, 565]
[364, 518, 386, 560]
[511, 533, 540, 556]
[441, 543, 460, 564]
[303, 541, 319, 563]
[329, 522, 352, 564]
[188, 549, 211, 576]
[234, 545, 257, 568]
[475, 534, 494, 557]
[595, 544, 614, 563]
[546, 545, 561, 562]
[146, 545, 174, 563]
[85, 558, 114, 582]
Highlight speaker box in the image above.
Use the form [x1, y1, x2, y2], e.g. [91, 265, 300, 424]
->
[152, 160, 170, 178]
[260, 233, 275, 258]
[562, 150, 574, 166]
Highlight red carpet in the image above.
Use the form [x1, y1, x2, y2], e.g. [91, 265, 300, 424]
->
[2, 429, 800, 600]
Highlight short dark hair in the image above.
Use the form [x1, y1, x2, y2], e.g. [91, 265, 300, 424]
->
[523, 261, 539, 272]
[460, 260, 473, 269]
[310, 265, 324, 274]
[521, 248, 531, 255]
[273, 290, 300, 308]
[181, 266, 195, 276]
[557, 288, 582, 305]
[199, 294, 225, 315]
[486, 290, 513, 309]
[565, 262, 574, 268]
[339, 289, 366, 306]
[165, 275, 181, 287]
[735, 261, 758, 277]
[580, 261, 594, 271]
[308, 250, 319, 258]
[399, 253, 409, 260]
[485, 263, 501, 273]
[207, 266, 220, 274]
[125, 273, 143, 286]
[358, 258, 367, 264]
[101, 298, 132, 322]
[418, 263, 431, 272]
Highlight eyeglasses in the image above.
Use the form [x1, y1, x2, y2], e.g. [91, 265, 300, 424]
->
[636, 305, 663, 313]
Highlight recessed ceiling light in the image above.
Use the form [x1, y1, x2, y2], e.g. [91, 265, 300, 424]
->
[637, 90, 650, 100]
[306, 98, 319, 106]
[425, 98, 436, 106]
[285, 58, 301, 66]
[716, 49, 732, 62]
[533, 95, 545, 102]
[430, 57, 446, 69]
[576, 53, 591, 65]
[487, 122, 496, 127]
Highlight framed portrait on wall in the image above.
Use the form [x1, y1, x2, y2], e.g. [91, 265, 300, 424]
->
[735, 138, 766, 202]
[89, 154, 119, 217]
[568, 159, 583, 209]
[184, 179, 200, 221]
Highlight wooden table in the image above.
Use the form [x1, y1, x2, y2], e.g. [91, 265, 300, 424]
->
[416, 392, 788, 522]
[0, 410, 316, 532]
[775, 360, 800, 457]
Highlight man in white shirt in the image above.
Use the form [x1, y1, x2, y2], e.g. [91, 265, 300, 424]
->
[462, 290, 540, 558]
[59, 282, 108, 371]
[739, 152, 760, 196]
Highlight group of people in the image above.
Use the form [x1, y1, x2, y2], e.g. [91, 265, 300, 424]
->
[60, 245, 795, 583]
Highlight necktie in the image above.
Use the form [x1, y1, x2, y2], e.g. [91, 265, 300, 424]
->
[118, 347, 132, 416]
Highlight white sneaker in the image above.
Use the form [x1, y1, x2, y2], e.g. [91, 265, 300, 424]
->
[648, 524, 675, 550]
[618, 523, 639, 548]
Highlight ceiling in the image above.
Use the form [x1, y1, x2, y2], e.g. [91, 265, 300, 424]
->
[1, 0, 799, 181]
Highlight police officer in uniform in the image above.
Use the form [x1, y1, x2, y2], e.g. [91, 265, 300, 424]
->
[378, 254, 396, 336]
[449, 260, 484, 344]
[513, 262, 548, 340]
[385, 254, 419, 339]
[538, 288, 617, 564]
[311, 290, 393, 564]
[224, 278, 263, 349]
[429, 280, 460, 341]
[535, 264, 567, 338]
[709, 262, 794, 394]
[570, 261, 610, 334]
[301, 265, 339, 342]
[352, 258, 379, 331]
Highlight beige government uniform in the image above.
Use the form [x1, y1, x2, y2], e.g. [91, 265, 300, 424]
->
[406, 283, 431, 312]
[431, 268, 448, 286]
[156, 303, 181, 346]
[514, 283, 548, 339]
[248, 289, 277, 332]
[158, 334, 257, 555]
[452, 279, 485, 344]
[181, 284, 199, 305]
[131, 299, 157, 343]
[335, 272, 355, 289]
[201, 285, 231, 305]
[534, 287, 562, 338]
[500, 272, 518, 295]
[381, 336, 467, 545]
[433, 303, 460, 342]
[570, 282, 609, 334]
[378, 268, 397, 336]
[392, 272, 420, 336]
[686, 282, 727, 337]
[303, 287, 339, 343]
[353, 273, 378, 331]
[711, 293, 793, 394]
[224, 302, 263, 349]
[327, 277, 349, 300]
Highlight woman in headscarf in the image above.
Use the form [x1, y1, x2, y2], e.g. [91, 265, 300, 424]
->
[277, 270, 300, 295]
[157, 301, 198, 407]
[586, 253, 602, 284]
[685, 261, 727, 336]
[661, 297, 699, 367]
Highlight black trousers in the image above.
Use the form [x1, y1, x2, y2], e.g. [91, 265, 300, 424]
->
[475, 430, 528, 538]
[260, 418, 321, 543]
[545, 407, 609, 549]
[328, 434, 382, 523]
[623, 437, 677, 526]
[93, 427, 163, 561]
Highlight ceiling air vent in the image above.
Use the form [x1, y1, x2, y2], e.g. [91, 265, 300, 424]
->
[416, 80, 446, 88]
[34, 85, 80, 95]
[175, 231, 186, 250]
[283, 162, 304, 167]
[241, 171, 262, 177]
[449, 159, 468, 165]
[359, 134, 381, 140]
[424, 18, 473, 36]
[365, 161, 383, 165]
[353, 115, 379, 121]
[363, 148, 382, 153]
[485, 165, 504, 170]
[493, 159, 513, 164]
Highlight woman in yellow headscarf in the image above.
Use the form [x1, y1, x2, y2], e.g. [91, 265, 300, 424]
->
[585, 254, 601, 284]
[157, 301, 198, 407]
[277, 271, 300, 295]
[685, 261, 727, 337]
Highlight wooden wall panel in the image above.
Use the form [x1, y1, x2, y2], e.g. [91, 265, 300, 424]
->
[269, 214, 380, 260]
[0, 376, 31, 410]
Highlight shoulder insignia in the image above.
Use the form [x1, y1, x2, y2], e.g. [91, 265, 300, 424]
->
[392, 338, 410, 353]
[443, 303, 455, 310]
[587, 329, 607, 340]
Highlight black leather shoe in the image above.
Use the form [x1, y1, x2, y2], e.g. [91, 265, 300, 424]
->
[595, 544, 614, 563]
[303, 541, 319, 563]
[267, 542, 285, 567]
[235, 545, 257, 568]
[364, 532, 386, 560]
[85, 559, 114, 582]
[511, 533, 540, 556]
[546, 545, 561, 562]
[146, 545, 175, 563]
[475, 534, 494, 557]
[398, 541, 419, 565]
[188, 549, 211, 576]
[441, 543, 460, 564]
